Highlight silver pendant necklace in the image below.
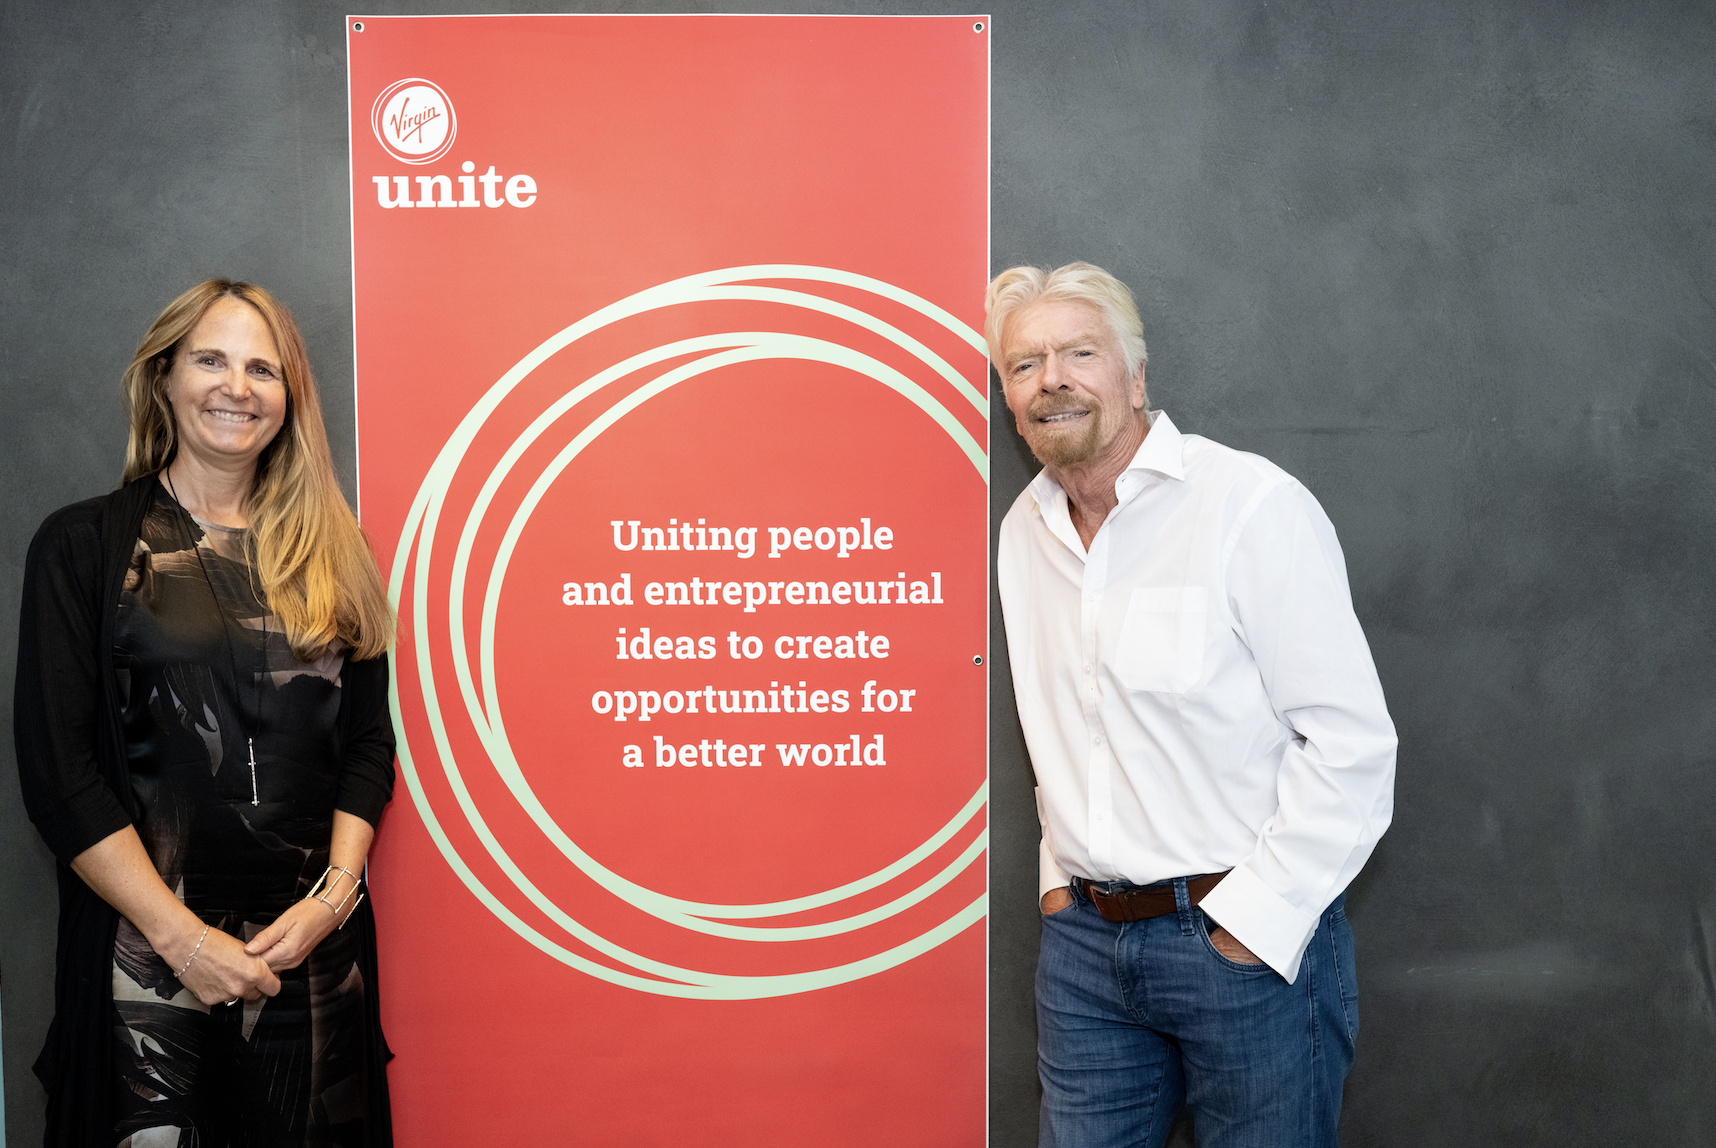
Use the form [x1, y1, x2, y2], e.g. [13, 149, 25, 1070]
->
[163, 471, 266, 807]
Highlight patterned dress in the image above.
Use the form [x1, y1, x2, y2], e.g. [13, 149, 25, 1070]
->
[109, 481, 372, 1147]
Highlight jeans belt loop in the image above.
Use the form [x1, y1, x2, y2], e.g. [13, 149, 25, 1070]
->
[1173, 876, 1193, 935]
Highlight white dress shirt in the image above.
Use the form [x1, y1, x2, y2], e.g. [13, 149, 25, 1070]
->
[998, 410, 1396, 982]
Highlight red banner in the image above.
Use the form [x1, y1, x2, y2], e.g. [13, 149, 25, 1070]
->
[347, 14, 990, 1146]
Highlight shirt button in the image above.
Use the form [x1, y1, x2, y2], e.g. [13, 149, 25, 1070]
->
[1083, 665, 1092, 674]
[1093, 736, 1103, 746]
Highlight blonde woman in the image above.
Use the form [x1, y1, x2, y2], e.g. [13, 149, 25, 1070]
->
[15, 281, 398, 1146]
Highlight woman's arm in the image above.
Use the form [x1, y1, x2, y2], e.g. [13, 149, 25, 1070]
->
[243, 810, 375, 971]
[15, 504, 135, 862]
[243, 646, 393, 972]
[71, 826, 281, 1004]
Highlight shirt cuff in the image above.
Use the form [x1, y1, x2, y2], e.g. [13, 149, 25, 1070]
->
[1035, 787, 1072, 902]
[1198, 864, 1319, 984]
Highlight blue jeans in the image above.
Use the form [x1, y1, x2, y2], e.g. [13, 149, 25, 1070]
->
[1037, 877, 1358, 1148]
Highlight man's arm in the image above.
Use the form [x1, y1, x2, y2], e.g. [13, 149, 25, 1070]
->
[1196, 481, 1397, 982]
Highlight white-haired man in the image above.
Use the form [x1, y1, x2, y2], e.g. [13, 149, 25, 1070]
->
[991, 261, 1396, 1147]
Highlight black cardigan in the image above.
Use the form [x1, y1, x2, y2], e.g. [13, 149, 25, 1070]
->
[14, 477, 397, 1147]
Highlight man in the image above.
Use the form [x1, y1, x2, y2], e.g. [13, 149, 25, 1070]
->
[991, 262, 1396, 1148]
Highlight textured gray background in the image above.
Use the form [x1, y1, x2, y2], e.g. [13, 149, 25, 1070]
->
[3, 2, 1713, 1146]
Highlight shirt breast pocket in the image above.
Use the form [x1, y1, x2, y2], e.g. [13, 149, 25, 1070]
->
[1115, 586, 1208, 694]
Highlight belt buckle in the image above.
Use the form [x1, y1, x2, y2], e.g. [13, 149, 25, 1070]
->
[1084, 879, 1139, 924]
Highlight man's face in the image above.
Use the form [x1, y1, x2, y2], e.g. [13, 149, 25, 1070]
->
[999, 299, 1146, 470]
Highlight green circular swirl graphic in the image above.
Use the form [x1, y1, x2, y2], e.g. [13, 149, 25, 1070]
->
[387, 266, 989, 998]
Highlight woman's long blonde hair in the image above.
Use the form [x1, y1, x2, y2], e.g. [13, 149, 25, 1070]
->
[121, 280, 395, 661]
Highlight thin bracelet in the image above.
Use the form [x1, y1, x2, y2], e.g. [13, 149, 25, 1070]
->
[176, 924, 211, 978]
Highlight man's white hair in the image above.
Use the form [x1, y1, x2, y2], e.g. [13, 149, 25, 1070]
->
[984, 261, 1148, 379]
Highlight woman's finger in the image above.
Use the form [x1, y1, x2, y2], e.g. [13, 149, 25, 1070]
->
[244, 919, 287, 956]
[233, 956, 283, 999]
[257, 939, 304, 972]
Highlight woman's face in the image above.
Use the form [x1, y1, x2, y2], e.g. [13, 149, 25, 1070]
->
[163, 297, 288, 475]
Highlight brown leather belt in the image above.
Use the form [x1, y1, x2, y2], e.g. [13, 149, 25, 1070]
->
[1077, 871, 1229, 924]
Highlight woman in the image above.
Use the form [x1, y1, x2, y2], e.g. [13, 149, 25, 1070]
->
[15, 281, 398, 1146]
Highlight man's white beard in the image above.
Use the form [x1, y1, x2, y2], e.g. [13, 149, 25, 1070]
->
[1025, 396, 1107, 468]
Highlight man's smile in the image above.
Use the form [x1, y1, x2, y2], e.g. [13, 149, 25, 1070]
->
[1031, 395, 1094, 426]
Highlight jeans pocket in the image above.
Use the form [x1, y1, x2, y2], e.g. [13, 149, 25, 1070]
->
[1042, 891, 1079, 919]
[1197, 911, 1271, 972]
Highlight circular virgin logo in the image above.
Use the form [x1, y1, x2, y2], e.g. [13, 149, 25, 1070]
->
[371, 78, 457, 164]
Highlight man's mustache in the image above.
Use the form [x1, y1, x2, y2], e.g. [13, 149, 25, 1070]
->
[1028, 395, 1092, 422]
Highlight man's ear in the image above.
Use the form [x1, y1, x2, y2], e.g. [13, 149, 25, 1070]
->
[1131, 365, 1148, 411]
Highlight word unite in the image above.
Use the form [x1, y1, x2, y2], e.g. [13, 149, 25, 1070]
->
[373, 161, 536, 208]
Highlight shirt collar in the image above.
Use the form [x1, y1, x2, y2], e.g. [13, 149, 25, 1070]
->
[1128, 409, 1186, 482]
[1026, 410, 1186, 558]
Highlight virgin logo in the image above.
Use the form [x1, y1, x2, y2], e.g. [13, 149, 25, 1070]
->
[371, 78, 457, 165]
